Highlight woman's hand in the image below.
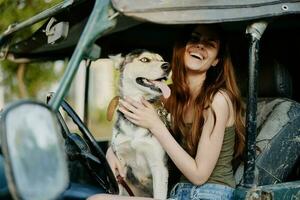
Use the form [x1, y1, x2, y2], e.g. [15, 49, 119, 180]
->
[106, 146, 125, 178]
[118, 97, 165, 134]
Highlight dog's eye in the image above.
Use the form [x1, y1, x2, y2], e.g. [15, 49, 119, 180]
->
[140, 57, 150, 63]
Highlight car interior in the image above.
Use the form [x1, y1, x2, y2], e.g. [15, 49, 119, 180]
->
[93, 14, 300, 188]
[98, 15, 300, 183]
[0, 1, 299, 198]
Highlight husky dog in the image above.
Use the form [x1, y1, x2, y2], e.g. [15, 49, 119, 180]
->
[108, 49, 171, 199]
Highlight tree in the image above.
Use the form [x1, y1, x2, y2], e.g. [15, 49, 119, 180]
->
[0, 0, 63, 102]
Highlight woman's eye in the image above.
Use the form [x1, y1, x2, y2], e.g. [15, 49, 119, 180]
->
[140, 57, 150, 63]
[206, 41, 217, 48]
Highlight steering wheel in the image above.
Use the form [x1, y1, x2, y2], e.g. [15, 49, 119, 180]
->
[47, 95, 119, 195]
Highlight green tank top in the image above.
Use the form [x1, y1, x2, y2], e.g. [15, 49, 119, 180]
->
[180, 125, 236, 188]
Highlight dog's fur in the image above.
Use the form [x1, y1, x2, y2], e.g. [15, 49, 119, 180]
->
[109, 50, 171, 199]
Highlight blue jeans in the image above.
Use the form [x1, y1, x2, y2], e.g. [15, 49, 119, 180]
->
[168, 182, 234, 200]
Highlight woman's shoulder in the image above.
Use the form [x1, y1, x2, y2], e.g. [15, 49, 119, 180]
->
[210, 90, 233, 116]
[212, 90, 233, 106]
[212, 90, 235, 127]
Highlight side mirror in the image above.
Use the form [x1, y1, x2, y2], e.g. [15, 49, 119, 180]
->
[0, 100, 69, 200]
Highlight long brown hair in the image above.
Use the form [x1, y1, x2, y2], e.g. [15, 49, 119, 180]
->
[165, 24, 245, 158]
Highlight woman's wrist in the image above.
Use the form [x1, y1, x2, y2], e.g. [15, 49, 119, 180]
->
[149, 121, 168, 137]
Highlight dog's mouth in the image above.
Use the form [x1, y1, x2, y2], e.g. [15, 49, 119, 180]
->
[136, 77, 171, 98]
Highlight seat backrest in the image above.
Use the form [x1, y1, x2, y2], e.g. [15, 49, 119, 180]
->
[236, 59, 293, 98]
[235, 60, 300, 186]
[257, 59, 293, 98]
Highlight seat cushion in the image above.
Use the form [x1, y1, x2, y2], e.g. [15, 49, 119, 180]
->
[235, 98, 300, 185]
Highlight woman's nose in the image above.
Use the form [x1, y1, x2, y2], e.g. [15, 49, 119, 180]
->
[196, 43, 205, 50]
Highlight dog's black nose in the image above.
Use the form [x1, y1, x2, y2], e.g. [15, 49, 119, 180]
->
[161, 63, 170, 71]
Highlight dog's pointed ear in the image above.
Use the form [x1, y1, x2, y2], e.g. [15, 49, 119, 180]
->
[109, 53, 124, 70]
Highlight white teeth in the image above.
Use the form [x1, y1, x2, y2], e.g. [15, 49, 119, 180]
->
[190, 52, 203, 60]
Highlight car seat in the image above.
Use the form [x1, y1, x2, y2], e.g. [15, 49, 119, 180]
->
[235, 59, 300, 186]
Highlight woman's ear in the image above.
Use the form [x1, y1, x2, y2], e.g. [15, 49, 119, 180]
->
[212, 58, 219, 67]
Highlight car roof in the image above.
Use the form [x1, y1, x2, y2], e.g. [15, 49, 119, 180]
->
[111, 0, 300, 24]
[1, 0, 300, 61]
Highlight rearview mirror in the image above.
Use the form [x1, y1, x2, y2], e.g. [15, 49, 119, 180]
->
[0, 101, 69, 200]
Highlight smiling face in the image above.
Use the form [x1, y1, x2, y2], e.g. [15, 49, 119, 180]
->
[184, 25, 220, 73]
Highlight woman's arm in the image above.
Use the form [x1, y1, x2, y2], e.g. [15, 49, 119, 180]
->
[118, 92, 232, 185]
[106, 146, 125, 177]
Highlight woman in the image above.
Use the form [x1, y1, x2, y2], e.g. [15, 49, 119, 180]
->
[88, 24, 245, 200]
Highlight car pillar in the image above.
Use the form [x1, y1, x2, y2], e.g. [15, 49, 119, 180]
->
[244, 21, 268, 188]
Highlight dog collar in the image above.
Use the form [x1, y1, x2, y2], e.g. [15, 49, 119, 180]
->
[106, 96, 120, 121]
[156, 102, 171, 129]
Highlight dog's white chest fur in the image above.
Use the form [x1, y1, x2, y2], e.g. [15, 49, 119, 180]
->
[111, 112, 168, 198]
